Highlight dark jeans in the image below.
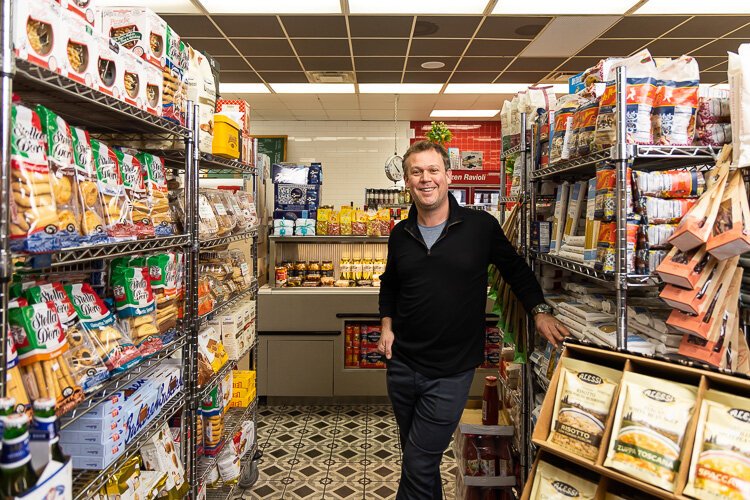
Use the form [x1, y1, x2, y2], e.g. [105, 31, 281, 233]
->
[386, 355, 475, 500]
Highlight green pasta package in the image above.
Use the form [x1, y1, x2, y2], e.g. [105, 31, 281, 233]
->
[111, 265, 164, 357]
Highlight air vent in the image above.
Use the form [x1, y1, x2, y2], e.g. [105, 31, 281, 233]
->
[307, 71, 356, 84]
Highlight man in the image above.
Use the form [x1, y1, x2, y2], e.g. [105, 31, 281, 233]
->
[378, 141, 569, 500]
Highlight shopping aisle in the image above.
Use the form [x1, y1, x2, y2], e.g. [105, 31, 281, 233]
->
[243, 404, 458, 499]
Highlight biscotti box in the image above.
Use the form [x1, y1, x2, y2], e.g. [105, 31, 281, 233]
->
[62, 0, 96, 27]
[143, 60, 163, 116]
[14, 0, 64, 73]
[61, 10, 97, 87]
[94, 33, 125, 99]
[121, 50, 148, 110]
[98, 7, 168, 68]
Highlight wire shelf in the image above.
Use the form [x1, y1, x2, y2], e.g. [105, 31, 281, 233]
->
[200, 228, 259, 249]
[72, 393, 186, 499]
[268, 236, 389, 243]
[530, 150, 611, 179]
[501, 144, 523, 160]
[13, 59, 189, 138]
[533, 253, 613, 284]
[199, 281, 258, 325]
[203, 443, 258, 500]
[499, 196, 519, 204]
[196, 337, 257, 404]
[158, 150, 256, 174]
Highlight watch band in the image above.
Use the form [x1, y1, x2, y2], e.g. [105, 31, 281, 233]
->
[531, 303, 553, 316]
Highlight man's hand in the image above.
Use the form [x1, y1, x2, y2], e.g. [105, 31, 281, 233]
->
[378, 329, 395, 359]
[534, 313, 569, 349]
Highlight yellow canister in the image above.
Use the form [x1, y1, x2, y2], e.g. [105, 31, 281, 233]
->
[212, 114, 241, 159]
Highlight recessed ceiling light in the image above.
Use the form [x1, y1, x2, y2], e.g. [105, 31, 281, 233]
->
[359, 84, 443, 94]
[431, 109, 500, 118]
[421, 61, 446, 70]
[221, 83, 270, 93]
[197, 0, 341, 14]
[444, 84, 528, 94]
[349, 0, 489, 14]
[493, 0, 639, 15]
[97, 0, 200, 13]
[634, 0, 750, 14]
[270, 83, 355, 94]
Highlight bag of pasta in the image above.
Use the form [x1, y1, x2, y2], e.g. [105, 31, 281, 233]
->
[116, 147, 154, 239]
[71, 127, 108, 244]
[112, 265, 163, 357]
[137, 151, 174, 236]
[652, 56, 699, 146]
[91, 139, 135, 240]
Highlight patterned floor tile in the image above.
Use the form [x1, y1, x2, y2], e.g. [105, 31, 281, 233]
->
[287, 461, 330, 485]
[365, 481, 400, 498]
[283, 480, 327, 499]
[327, 462, 365, 482]
[365, 461, 401, 482]
[324, 482, 363, 499]
[240, 481, 286, 499]
[258, 462, 291, 481]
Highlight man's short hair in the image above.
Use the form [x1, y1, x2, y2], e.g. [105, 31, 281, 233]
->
[403, 141, 451, 177]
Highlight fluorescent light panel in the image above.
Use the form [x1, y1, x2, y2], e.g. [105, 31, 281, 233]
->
[349, 0, 489, 14]
[270, 83, 355, 94]
[221, 83, 270, 93]
[635, 0, 750, 14]
[197, 0, 341, 14]
[493, 0, 639, 14]
[431, 109, 500, 118]
[97, 0, 200, 13]
[359, 84, 443, 94]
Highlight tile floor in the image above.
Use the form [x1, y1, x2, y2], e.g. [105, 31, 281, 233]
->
[239, 404, 458, 499]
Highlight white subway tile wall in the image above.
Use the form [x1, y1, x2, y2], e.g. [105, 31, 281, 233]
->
[251, 121, 412, 209]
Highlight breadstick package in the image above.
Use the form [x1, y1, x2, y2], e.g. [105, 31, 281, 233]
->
[64, 283, 142, 373]
[137, 151, 173, 236]
[147, 253, 179, 336]
[91, 139, 135, 240]
[5, 337, 30, 414]
[71, 127, 108, 244]
[9, 104, 61, 253]
[111, 265, 163, 357]
[115, 147, 154, 238]
[36, 105, 83, 248]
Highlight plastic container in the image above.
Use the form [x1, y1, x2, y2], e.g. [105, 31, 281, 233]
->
[212, 114, 241, 159]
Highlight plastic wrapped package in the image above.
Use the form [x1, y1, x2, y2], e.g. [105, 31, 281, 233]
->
[111, 265, 163, 357]
[91, 139, 135, 240]
[229, 250, 252, 289]
[147, 252, 180, 335]
[5, 338, 30, 413]
[204, 189, 235, 236]
[198, 191, 220, 240]
[197, 277, 215, 316]
[71, 127, 108, 244]
[137, 151, 174, 236]
[636, 196, 698, 224]
[594, 164, 633, 222]
[201, 388, 225, 456]
[652, 56, 699, 146]
[570, 96, 599, 158]
[198, 326, 228, 386]
[633, 170, 705, 199]
[549, 94, 583, 164]
[224, 191, 251, 231]
[140, 422, 189, 498]
[115, 147, 154, 238]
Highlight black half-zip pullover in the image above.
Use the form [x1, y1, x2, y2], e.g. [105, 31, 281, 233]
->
[379, 193, 545, 378]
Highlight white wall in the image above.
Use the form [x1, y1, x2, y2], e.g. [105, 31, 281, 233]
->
[251, 121, 411, 208]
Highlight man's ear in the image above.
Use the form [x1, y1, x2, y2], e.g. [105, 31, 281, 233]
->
[447, 169, 452, 184]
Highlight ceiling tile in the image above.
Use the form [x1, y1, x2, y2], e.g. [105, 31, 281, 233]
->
[576, 39, 649, 57]
[361, 110, 397, 119]
[247, 57, 303, 71]
[161, 15, 222, 37]
[280, 15, 348, 38]
[504, 57, 566, 72]
[352, 38, 409, 56]
[213, 56, 252, 71]
[409, 39, 470, 57]
[644, 39, 712, 58]
[667, 16, 750, 38]
[414, 16, 481, 38]
[301, 57, 353, 71]
[258, 71, 309, 83]
[600, 16, 689, 39]
[326, 110, 363, 120]
[691, 38, 745, 56]
[356, 72, 403, 83]
[402, 71, 451, 83]
[348, 16, 413, 38]
[406, 57, 458, 71]
[728, 23, 750, 38]
[434, 95, 478, 107]
[354, 57, 405, 71]
[701, 71, 727, 84]
[555, 56, 602, 72]
[477, 16, 551, 39]
[706, 60, 728, 72]
[212, 15, 285, 38]
[448, 72, 500, 83]
[357, 94, 396, 109]
[456, 57, 512, 71]
[694, 56, 729, 71]
[317, 95, 360, 109]
[495, 71, 547, 83]
[292, 39, 351, 57]
[184, 38, 237, 56]
[220, 71, 262, 83]
[466, 39, 530, 56]
[277, 95, 324, 108]
[233, 39, 295, 57]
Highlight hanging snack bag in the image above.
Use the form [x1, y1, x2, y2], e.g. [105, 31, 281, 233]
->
[652, 56, 699, 146]
[9, 104, 60, 252]
[706, 170, 750, 261]
[36, 105, 82, 248]
[71, 127, 108, 244]
[595, 50, 658, 146]
[65, 283, 142, 373]
[115, 147, 154, 239]
[91, 138, 134, 240]
[111, 265, 163, 357]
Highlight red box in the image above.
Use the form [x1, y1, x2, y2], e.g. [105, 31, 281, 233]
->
[217, 99, 251, 134]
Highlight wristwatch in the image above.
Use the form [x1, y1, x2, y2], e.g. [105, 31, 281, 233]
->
[531, 303, 553, 316]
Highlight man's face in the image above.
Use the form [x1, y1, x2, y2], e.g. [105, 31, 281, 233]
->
[405, 149, 452, 212]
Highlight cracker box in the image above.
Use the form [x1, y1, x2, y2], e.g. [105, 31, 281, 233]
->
[99, 7, 167, 68]
[14, 0, 64, 73]
[143, 61, 163, 116]
[95, 33, 125, 99]
[121, 50, 147, 110]
[62, 0, 95, 27]
[217, 99, 251, 134]
[59, 428, 124, 446]
[221, 307, 247, 360]
[60, 415, 123, 433]
[61, 10, 97, 87]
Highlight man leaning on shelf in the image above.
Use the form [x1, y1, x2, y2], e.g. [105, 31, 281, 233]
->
[378, 140, 569, 500]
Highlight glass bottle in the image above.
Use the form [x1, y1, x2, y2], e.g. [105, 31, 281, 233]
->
[463, 434, 480, 476]
[0, 413, 39, 498]
[362, 256, 373, 280]
[476, 435, 497, 477]
[340, 254, 351, 281]
[352, 256, 363, 281]
[482, 376, 499, 426]
[31, 398, 66, 467]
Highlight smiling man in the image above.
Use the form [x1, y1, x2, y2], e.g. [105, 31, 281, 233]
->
[378, 141, 568, 500]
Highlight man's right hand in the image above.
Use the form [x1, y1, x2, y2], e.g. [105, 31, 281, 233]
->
[378, 329, 395, 359]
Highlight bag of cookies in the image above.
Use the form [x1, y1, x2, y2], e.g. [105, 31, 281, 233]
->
[140, 422, 189, 499]
[198, 191, 220, 240]
[115, 147, 154, 239]
[201, 388, 225, 456]
[64, 283, 142, 373]
[91, 139, 135, 240]
[71, 127, 108, 244]
[111, 265, 163, 357]
[9, 104, 61, 253]
[147, 253, 179, 337]
[36, 105, 83, 248]
[137, 152, 173, 236]
[234, 191, 258, 228]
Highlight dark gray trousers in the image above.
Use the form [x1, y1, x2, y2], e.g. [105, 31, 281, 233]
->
[386, 355, 475, 500]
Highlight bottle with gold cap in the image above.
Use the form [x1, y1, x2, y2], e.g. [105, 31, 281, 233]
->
[0, 413, 39, 497]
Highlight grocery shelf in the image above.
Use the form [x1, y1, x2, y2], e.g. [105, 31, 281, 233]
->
[499, 196, 519, 204]
[199, 280, 258, 325]
[61, 337, 186, 430]
[196, 337, 258, 404]
[532, 253, 613, 284]
[262, 286, 380, 295]
[204, 443, 258, 500]
[269, 236, 389, 243]
[197, 398, 259, 486]
[501, 144, 523, 159]
[200, 228, 259, 249]
[13, 59, 189, 138]
[72, 393, 186, 500]
[158, 149, 256, 174]
[533, 369, 550, 393]
[498, 376, 522, 407]
[530, 149, 611, 179]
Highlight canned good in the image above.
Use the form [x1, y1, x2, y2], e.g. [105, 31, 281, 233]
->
[275, 266, 287, 286]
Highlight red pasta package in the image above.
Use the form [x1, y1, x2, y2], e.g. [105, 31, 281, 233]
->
[652, 56, 699, 146]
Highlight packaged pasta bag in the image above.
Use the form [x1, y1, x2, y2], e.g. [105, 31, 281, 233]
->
[340, 206, 354, 235]
[111, 265, 163, 357]
[71, 127, 108, 244]
[652, 56, 699, 146]
[548, 358, 622, 461]
[604, 371, 698, 491]
[595, 50, 658, 147]
[137, 151, 174, 236]
[633, 170, 705, 199]
[550, 94, 583, 164]
[353, 209, 368, 236]
[572, 97, 600, 157]
[115, 147, 154, 239]
[36, 105, 82, 248]
[64, 283, 142, 373]
[530, 461, 598, 500]
[8, 302, 84, 414]
[9, 104, 61, 252]
[91, 139, 135, 240]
